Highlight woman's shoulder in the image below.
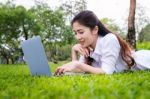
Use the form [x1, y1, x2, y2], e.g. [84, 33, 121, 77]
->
[103, 33, 118, 41]
[95, 33, 120, 54]
[97, 33, 119, 46]
[100, 33, 119, 46]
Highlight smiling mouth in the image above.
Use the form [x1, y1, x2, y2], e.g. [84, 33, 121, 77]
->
[79, 41, 84, 45]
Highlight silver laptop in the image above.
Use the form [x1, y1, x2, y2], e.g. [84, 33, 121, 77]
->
[21, 36, 52, 76]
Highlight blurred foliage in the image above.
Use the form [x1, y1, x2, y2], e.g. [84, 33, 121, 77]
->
[0, 0, 85, 64]
[138, 24, 150, 42]
[101, 18, 126, 38]
[0, 0, 149, 64]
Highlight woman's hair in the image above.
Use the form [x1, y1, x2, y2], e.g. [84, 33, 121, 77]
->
[71, 10, 135, 68]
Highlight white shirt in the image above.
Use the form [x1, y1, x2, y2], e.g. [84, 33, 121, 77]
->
[79, 33, 150, 74]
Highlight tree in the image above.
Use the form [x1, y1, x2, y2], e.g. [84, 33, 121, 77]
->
[138, 24, 150, 42]
[135, 4, 150, 41]
[60, 0, 87, 22]
[101, 18, 125, 38]
[0, 2, 41, 64]
[16, 6, 41, 40]
[61, 25, 75, 45]
[126, 0, 136, 49]
[0, 3, 21, 64]
[101, 18, 121, 32]
[31, 4, 67, 62]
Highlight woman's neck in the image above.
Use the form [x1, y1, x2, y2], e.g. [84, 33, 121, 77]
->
[90, 36, 98, 50]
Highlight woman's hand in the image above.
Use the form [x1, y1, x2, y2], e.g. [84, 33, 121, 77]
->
[54, 61, 82, 75]
[54, 61, 105, 75]
[72, 44, 90, 57]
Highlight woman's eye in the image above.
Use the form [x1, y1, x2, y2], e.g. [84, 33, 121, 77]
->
[79, 32, 84, 34]
[74, 32, 84, 35]
[74, 32, 77, 35]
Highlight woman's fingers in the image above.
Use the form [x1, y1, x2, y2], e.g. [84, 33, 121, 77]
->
[79, 47, 89, 57]
[58, 68, 65, 75]
[72, 44, 90, 57]
[54, 66, 67, 75]
[54, 61, 79, 75]
[54, 68, 60, 75]
[84, 48, 90, 57]
[79, 47, 86, 56]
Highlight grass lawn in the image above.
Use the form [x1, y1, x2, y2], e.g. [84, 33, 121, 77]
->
[0, 62, 150, 99]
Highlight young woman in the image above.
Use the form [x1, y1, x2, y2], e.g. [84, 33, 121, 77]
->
[55, 10, 150, 75]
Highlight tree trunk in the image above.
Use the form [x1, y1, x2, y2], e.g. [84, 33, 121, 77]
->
[0, 49, 9, 64]
[126, 0, 136, 49]
[22, 22, 28, 40]
[11, 58, 14, 64]
[3, 55, 9, 64]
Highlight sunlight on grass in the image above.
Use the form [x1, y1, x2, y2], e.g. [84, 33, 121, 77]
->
[0, 62, 150, 99]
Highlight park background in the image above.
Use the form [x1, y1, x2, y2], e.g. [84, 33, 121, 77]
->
[0, 0, 150, 98]
[0, 0, 150, 64]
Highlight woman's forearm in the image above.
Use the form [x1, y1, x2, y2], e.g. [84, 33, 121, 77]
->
[77, 63, 105, 74]
[71, 48, 78, 61]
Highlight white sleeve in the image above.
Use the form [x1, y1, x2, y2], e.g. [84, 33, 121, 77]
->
[134, 50, 150, 69]
[101, 34, 121, 74]
[79, 55, 85, 63]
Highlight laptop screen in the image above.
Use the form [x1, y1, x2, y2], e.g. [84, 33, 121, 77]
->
[21, 36, 52, 76]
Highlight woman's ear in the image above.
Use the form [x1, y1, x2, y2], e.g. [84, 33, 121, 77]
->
[92, 26, 99, 35]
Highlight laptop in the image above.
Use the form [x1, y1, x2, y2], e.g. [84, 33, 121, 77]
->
[21, 36, 52, 76]
[21, 36, 85, 76]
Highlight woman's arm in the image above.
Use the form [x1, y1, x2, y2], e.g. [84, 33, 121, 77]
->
[77, 62, 105, 74]
[71, 47, 78, 61]
[55, 61, 105, 75]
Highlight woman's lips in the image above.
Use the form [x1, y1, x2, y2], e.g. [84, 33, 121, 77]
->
[80, 41, 84, 45]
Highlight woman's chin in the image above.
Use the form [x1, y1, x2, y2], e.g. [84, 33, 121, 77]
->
[80, 43, 88, 48]
[81, 44, 88, 48]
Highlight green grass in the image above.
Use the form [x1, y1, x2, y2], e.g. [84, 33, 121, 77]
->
[0, 62, 150, 99]
[137, 42, 150, 50]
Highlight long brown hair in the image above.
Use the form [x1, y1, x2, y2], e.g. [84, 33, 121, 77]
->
[71, 10, 135, 68]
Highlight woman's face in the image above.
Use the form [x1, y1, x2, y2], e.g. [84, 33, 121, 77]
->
[72, 21, 98, 48]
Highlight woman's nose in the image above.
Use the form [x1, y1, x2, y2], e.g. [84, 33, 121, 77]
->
[75, 34, 82, 40]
